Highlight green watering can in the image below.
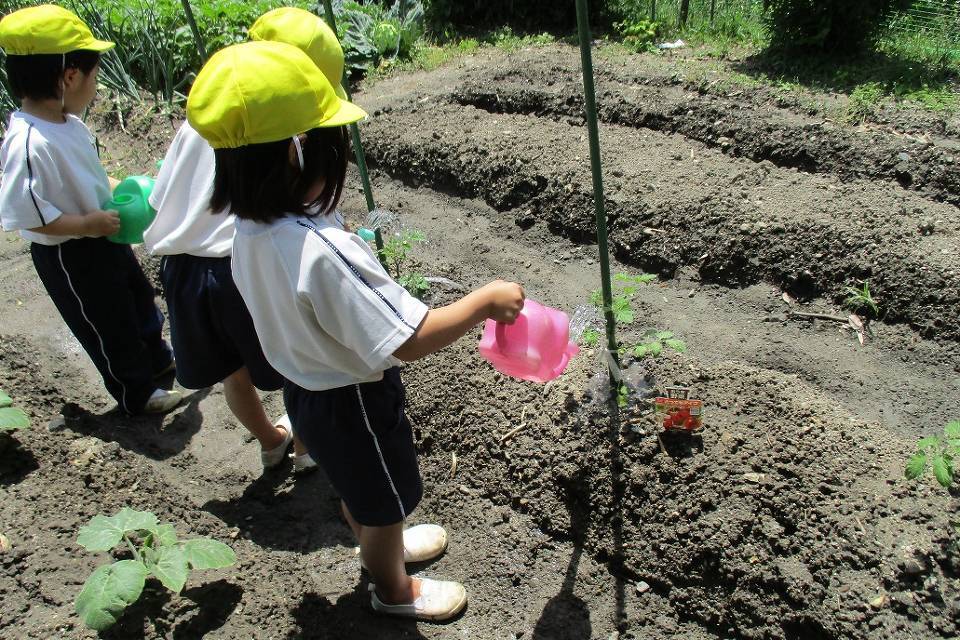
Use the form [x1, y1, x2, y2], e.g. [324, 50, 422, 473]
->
[104, 175, 156, 244]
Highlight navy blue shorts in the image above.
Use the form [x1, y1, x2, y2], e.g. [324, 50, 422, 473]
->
[160, 254, 282, 391]
[283, 368, 422, 527]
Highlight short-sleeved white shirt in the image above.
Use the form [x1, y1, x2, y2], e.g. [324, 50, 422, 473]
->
[144, 121, 234, 257]
[0, 111, 111, 245]
[232, 214, 428, 391]
[144, 121, 347, 257]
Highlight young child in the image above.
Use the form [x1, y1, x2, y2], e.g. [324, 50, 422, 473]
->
[141, 7, 356, 473]
[187, 41, 525, 620]
[0, 5, 180, 415]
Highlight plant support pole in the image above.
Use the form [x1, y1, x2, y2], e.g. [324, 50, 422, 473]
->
[179, 0, 207, 63]
[321, 0, 388, 271]
[574, 0, 619, 383]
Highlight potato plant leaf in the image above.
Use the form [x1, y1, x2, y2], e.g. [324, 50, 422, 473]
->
[905, 453, 926, 479]
[75, 560, 147, 631]
[664, 339, 687, 353]
[150, 545, 189, 593]
[182, 539, 236, 570]
[0, 407, 29, 431]
[647, 341, 663, 357]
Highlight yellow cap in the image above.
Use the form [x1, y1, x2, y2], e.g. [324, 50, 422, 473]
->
[187, 41, 366, 150]
[0, 5, 114, 55]
[248, 7, 347, 99]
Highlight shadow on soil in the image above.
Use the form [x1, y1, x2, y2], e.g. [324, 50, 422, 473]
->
[203, 466, 351, 553]
[0, 436, 38, 485]
[58, 388, 210, 461]
[286, 586, 430, 639]
[103, 579, 241, 639]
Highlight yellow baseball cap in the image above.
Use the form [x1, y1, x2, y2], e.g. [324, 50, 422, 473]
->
[187, 41, 366, 150]
[0, 5, 114, 55]
[248, 7, 347, 99]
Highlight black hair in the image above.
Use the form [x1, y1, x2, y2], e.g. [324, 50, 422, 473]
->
[211, 126, 349, 223]
[4, 50, 101, 101]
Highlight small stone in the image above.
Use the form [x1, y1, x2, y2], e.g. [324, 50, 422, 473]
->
[743, 472, 766, 483]
[869, 594, 889, 609]
[0, 533, 10, 553]
[739, 223, 752, 233]
[897, 152, 910, 163]
[47, 415, 66, 432]
[687, 289, 696, 298]
[635, 580, 650, 594]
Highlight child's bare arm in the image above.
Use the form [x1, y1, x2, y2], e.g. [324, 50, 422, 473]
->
[393, 280, 524, 362]
[29, 210, 121, 237]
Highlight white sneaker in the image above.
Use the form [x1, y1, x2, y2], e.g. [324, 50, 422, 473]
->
[360, 524, 448, 569]
[369, 577, 467, 621]
[293, 452, 318, 474]
[260, 414, 294, 469]
[142, 389, 182, 414]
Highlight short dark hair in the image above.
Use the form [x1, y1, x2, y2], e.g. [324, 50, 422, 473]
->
[5, 50, 101, 101]
[211, 126, 349, 224]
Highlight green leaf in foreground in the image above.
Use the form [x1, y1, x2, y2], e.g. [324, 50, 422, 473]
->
[77, 509, 158, 552]
[182, 539, 236, 570]
[946, 421, 960, 440]
[664, 339, 687, 353]
[75, 560, 148, 631]
[0, 406, 29, 431]
[905, 452, 927, 480]
[150, 546, 189, 593]
[932, 456, 953, 488]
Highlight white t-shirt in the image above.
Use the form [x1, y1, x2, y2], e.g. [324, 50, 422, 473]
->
[232, 214, 428, 391]
[144, 121, 347, 257]
[144, 121, 233, 257]
[0, 111, 111, 246]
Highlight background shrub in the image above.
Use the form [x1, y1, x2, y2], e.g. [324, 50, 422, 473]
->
[764, 0, 911, 55]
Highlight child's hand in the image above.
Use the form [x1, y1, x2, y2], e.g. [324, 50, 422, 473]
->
[481, 280, 525, 324]
[83, 210, 121, 237]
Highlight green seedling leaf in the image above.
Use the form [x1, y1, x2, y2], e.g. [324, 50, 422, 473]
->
[75, 560, 147, 631]
[633, 344, 649, 357]
[656, 331, 674, 340]
[150, 545, 188, 593]
[77, 509, 158, 552]
[664, 339, 687, 353]
[611, 298, 634, 324]
[636, 273, 657, 283]
[945, 421, 960, 440]
[581, 328, 600, 347]
[647, 341, 663, 357]
[905, 452, 927, 479]
[0, 407, 29, 431]
[0, 389, 11, 407]
[917, 436, 940, 451]
[182, 539, 236, 570]
[153, 524, 177, 546]
[932, 456, 953, 488]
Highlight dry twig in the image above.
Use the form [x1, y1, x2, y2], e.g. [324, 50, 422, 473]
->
[500, 406, 529, 444]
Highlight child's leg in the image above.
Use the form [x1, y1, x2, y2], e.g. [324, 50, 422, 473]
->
[222, 366, 286, 450]
[341, 500, 419, 603]
[121, 245, 173, 373]
[30, 239, 161, 413]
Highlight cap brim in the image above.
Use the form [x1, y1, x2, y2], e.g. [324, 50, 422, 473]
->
[335, 83, 348, 100]
[322, 97, 367, 128]
[87, 38, 115, 52]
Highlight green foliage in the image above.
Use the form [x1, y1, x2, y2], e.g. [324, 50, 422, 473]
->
[381, 230, 430, 299]
[615, 18, 660, 53]
[904, 421, 960, 488]
[843, 280, 879, 316]
[580, 328, 600, 347]
[0, 389, 29, 433]
[335, 0, 424, 74]
[632, 329, 686, 359]
[75, 508, 235, 631]
[843, 82, 884, 123]
[422, 0, 602, 36]
[591, 272, 657, 328]
[764, 0, 909, 55]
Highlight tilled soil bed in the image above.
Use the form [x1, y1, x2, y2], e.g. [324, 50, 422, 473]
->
[1, 43, 958, 639]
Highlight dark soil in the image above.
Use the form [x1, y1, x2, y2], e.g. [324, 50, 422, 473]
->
[1, 43, 958, 639]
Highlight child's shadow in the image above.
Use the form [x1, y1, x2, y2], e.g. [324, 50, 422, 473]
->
[285, 586, 430, 639]
[59, 387, 209, 461]
[202, 466, 352, 553]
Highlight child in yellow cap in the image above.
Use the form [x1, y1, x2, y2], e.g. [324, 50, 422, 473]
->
[0, 5, 181, 415]
[188, 40, 525, 621]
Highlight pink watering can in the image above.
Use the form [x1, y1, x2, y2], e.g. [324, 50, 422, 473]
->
[478, 299, 580, 383]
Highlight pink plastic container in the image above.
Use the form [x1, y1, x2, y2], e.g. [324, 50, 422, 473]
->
[478, 299, 580, 383]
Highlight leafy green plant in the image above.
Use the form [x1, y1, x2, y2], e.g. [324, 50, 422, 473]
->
[334, 0, 424, 74]
[632, 329, 687, 359]
[905, 421, 960, 488]
[0, 389, 29, 433]
[843, 82, 884, 123]
[590, 272, 657, 326]
[844, 280, 880, 316]
[381, 230, 430, 299]
[75, 508, 235, 631]
[615, 18, 661, 53]
[580, 328, 600, 347]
